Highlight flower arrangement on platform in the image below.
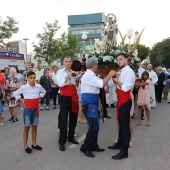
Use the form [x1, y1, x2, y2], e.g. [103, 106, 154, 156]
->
[87, 28, 144, 69]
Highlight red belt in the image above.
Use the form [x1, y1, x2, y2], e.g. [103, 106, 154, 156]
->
[24, 98, 39, 116]
[60, 85, 78, 114]
[116, 88, 131, 121]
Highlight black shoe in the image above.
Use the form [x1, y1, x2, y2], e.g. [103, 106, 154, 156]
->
[92, 147, 105, 152]
[59, 144, 65, 151]
[25, 147, 32, 154]
[106, 104, 108, 108]
[108, 143, 121, 150]
[158, 101, 161, 103]
[104, 115, 111, 119]
[111, 104, 115, 108]
[8, 117, 14, 121]
[68, 139, 79, 144]
[112, 152, 128, 160]
[53, 106, 56, 109]
[141, 116, 145, 120]
[32, 145, 42, 150]
[83, 151, 95, 157]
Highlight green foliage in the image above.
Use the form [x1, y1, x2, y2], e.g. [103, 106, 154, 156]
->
[137, 44, 150, 61]
[33, 20, 81, 64]
[150, 37, 170, 68]
[56, 31, 81, 62]
[33, 20, 60, 64]
[0, 16, 19, 45]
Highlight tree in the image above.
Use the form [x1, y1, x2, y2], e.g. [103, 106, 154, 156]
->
[33, 20, 81, 64]
[137, 44, 150, 61]
[56, 31, 81, 61]
[150, 37, 170, 68]
[0, 16, 19, 45]
[33, 20, 60, 64]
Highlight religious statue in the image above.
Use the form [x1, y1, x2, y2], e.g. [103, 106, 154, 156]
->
[104, 13, 118, 46]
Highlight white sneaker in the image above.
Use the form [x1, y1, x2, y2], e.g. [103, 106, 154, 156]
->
[40, 107, 43, 111]
[20, 107, 24, 111]
[0, 123, 4, 126]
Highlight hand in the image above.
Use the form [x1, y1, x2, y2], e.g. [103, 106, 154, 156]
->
[109, 70, 117, 78]
[70, 71, 78, 77]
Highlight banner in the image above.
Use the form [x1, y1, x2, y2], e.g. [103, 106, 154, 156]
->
[0, 51, 24, 59]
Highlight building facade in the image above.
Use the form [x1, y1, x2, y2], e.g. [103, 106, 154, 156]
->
[68, 13, 107, 58]
[6, 40, 26, 60]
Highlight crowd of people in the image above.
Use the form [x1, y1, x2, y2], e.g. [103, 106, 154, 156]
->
[0, 55, 170, 160]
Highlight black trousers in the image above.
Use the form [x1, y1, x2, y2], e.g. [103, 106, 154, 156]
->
[52, 87, 59, 105]
[157, 85, 163, 102]
[80, 103, 99, 152]
[59, 95, 78, 145]
[40, 93, 50, 106]
[117, 99, 132, 154]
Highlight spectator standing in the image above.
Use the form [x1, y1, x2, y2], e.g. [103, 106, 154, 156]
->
[0, 85, 4, 126]
[35, 64, 44, 83]
[6, 68, 20, 122]
[162, 68, 169, 100]
[40, 69, 52, 110]
[51, 65, 59, 109]
[135, 71, 151, 126]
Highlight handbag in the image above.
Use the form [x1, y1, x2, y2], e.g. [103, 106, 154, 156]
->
[163, 80, 166, 85]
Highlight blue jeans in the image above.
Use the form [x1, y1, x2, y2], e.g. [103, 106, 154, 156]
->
[23, 108, 39, 126]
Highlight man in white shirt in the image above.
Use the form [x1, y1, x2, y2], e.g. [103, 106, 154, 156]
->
[80, 57, 116, 158]
[51, 65, 59, 109]
[108, 52, 135, 160]
[57, 56, 79, 152]
[35, 64, 44, 83]
[147, 64, 158, 107]
[138, 63, 145, 79]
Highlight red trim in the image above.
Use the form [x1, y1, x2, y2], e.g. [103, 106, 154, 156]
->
[116, 89, 131, 121]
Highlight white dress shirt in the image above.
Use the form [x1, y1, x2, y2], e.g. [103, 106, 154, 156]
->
[13, 83, 46, 100]
[118, 65, 135, 92]
[57, 68, 77, 87]
[81, 69, 103, 94]
[51, 72, 58, 88]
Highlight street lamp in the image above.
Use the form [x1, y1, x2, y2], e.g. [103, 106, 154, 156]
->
[81, 31, 88, 72]
[81, 31, 88, 54]
[126, 29, 133, 54]
[22, 38, 29, 62]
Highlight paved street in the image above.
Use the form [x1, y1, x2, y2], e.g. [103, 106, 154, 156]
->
[0, 100, 170, 170]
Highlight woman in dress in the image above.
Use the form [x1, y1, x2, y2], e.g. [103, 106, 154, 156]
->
[162, 68, 169, 100]
[6, 68, 20, 122]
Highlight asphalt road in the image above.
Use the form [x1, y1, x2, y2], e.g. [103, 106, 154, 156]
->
[0, 100, 170, 170]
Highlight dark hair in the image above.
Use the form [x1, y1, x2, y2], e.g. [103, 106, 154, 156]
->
[129, 64, 136, 73]
[116, 52, 128, 59]
[13, 66, 20, 73]
[4, 67, 9, 72]
[27, 71, 36, 78]
[71, 60, 82, 71]
[44, 68, 49, 75]
[141, 71, 149, 89]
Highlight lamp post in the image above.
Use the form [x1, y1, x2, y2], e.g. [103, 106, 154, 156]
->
[81, 31, 88, 71]
[22, 38, 29, 62]
[126, 29, 133, 54]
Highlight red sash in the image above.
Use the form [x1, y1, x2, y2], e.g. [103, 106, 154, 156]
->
[116, 88, 131, 121]
[60, 85, 78, 114]
[24, 98, 40, 116]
